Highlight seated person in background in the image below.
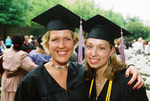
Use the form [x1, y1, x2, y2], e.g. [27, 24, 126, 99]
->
[29, 35, 51, 65]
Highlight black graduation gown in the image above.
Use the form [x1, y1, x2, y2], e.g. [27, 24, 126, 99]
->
[14, 62, 88, 101]
[88, 69, 148, 101]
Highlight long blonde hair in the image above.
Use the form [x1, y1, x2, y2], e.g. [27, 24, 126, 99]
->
[41, 30, 79, 55]
[85, 44, 126, 81]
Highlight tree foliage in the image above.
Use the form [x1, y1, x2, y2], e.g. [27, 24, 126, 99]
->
[126, 16, 143, 23]
[0, 0, 150, 39]
[28, 0, 66, 35]
[102, 9, 125, 27]
[70, 0, 100, 20]
[0, 0, 30, 27]
[125, 21, 149, 40]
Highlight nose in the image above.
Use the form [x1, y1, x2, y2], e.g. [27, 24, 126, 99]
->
[91, 47, 97, 57]
[58, 40, 65, 49]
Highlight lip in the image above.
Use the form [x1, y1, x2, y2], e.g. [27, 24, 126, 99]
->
[57, 50, 68, 56]
[89, 58, 100, 64]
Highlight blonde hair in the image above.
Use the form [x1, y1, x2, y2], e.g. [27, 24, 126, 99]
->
[24, 35, 29, 39]
[85, 45, 126, 81]
[7, 36, 10, 39]
[41, 30, 79, 55]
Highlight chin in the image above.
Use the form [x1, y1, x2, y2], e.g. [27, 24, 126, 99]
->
[88, 63, 99, 69]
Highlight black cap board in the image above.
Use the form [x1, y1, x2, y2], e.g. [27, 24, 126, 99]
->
[83, 14, 130, 45]
[32, 4, 84, 32]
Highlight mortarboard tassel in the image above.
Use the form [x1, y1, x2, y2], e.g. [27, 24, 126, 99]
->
[120, 28, 125, 63]
[78, 18, 83, 63]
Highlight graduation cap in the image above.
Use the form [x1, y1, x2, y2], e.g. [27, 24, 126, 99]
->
[31, 4, 84, 32]
[83, 14, 130, 45]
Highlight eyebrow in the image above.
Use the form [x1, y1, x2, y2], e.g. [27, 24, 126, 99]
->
[86, 42, 106, 46]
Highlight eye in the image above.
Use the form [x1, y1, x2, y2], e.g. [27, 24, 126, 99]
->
[65, 38, 71, 41]
[99, 47, 104, 50]
[86, 45, 92, 49]
[52, 39, 58, 41]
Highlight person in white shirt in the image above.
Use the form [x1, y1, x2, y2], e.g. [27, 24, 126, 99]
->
[132, 39, 136, 53]
[133, 37, 143, 54]
[145, 41, 150, 56]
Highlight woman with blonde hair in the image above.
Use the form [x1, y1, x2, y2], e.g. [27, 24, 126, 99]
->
[83, 15, 148, 101]
[14, 5, 88, 101]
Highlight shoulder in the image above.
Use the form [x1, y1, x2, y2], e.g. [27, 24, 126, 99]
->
[21, 63, 44, 84]
[17, 50, 29, 59]
[113, 69, 133, 92]
[114, 69, 133, 86]
[112, 69, 148, 101]
[26, 63, 44, 77]
[145, 45, 149, 48]
[69, 62, 85, 76]
[69, 62, 85, 71]
[4, 48, 11, 53]
[113, 69, 138, 91]
[17, 66, 43, 94]
[29, 50, 37, 56]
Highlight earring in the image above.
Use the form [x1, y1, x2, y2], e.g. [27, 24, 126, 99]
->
[109, 56, 111, 65]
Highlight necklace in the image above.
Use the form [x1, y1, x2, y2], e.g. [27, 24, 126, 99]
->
[49, 59, 69, 69]
[96, 77, 104, 87]
[97, 81, 103, 86]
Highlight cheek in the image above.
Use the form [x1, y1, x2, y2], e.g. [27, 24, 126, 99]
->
[68, 45, 74, 53]
[85, 49, 91, 59]
[101, 51, 110, 57]
[48, 43, 57, 53]
[67, 42, 74, 50]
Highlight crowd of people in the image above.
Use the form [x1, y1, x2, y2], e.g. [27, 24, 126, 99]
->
[0, 35, 35, 56]
[0, 4, 148, 101]
[114, 37, 150, 57]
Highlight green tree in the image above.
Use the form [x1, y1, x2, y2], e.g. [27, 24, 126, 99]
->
[70, 0, 100, 20]
[103, 9, 125, 27]
[69, 0, 102, 37]
[126, 16, 142, 23]
[29, 0, 66, 35]
[0, 0, 30, 39]
[125, 21, 148, 40]
[144, 26, 150, 41]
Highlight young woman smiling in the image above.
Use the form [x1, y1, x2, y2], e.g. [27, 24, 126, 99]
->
[83, 15, 148, 101]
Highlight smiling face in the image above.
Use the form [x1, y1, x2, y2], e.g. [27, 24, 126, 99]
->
[48, 30, 75, 66]
[85, 38, 115, 70]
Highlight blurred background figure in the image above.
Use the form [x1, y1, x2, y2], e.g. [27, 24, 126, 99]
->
[5, 36, 12, 48]
[133, 37, 144, 54]
[0, 37, 6, 52]
[0, 41, 3, 56]
[22, 35, 35, 53]
[132, 39, 136, 53]
[31, 36, 37, 49]
[114, 40, 120, 55]
[142, 40, 146, 56]
[125, 40, 130, 49]
[145, 41, 150, 57]
[29, 35, 51, 65]
[28, 35, 33, 43]
[1, 34, 37, 101]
